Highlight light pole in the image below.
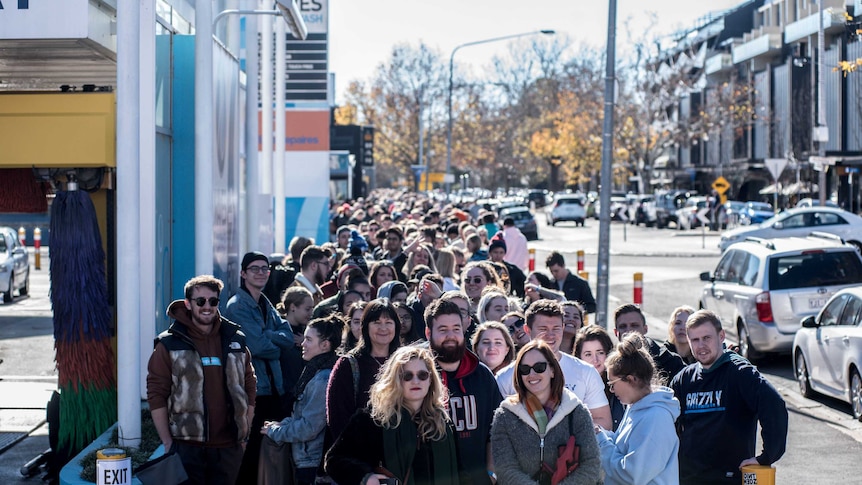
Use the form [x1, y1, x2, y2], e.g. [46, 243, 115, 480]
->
[445, 29, 555, 194]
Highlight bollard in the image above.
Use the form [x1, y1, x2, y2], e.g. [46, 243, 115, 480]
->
[633, 272, 643, 306]
[528, 248, 536, 271]
[34, 228, 42, 270]
[578, 271, 590, 326]
[96, 448, 130, 485]
[18, 226, 26, 246]
[576, 250, 585, 272]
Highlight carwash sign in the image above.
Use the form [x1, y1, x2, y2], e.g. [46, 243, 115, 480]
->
[285, 0, 328, 101]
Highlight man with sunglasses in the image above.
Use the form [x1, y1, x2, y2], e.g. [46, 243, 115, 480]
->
[147, 275, 257, 484]
[495, 299, 612, 430]
[225, 251, 294, 483]
[425, 299, 503, 485]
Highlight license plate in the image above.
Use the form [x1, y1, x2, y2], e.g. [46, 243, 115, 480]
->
[809, 298, 828, 309]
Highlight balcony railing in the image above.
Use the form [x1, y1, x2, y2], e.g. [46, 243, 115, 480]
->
[784, 4, 848, 43]
[732, 27, 783, 64]
[705, 53, 733, 74]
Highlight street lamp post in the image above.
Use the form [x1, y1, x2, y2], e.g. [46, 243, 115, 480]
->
[445, 30, 555, 194]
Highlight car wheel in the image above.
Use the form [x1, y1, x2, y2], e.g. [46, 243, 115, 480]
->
[795, 351, 813, 398]
[738, 324, 761, 362]
[19, 270, 29, 296]
[3, 275, 12, 303]
[851, 368, 862, 421]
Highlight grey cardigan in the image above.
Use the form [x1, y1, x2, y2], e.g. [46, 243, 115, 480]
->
[491, 389, 602, 485]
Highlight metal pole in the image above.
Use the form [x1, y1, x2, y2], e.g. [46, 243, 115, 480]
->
[596, 0, 618, 329]
[116, 0, 142, 448]
[817, 0, 828, 206]
[261, 7, 274, 253]
[195, 0, 215, 275]
[245, 2, 260, 252]
[274, 19, 286, 252]
[419, 99, 426, 191]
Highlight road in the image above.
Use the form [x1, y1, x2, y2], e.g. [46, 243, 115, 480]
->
[533, 212, 862, 482]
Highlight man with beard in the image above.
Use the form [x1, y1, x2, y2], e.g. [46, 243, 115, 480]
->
[147, 275, 257, 484]
[290, 245, 331, 305]
[425, 299, 503, 485]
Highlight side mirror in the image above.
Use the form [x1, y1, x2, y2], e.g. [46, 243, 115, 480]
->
[801, 316, 818, 328]
[773, 222, 784, 230]
[699, 271, 712, 282]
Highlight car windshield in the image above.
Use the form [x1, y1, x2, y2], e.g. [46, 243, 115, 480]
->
[769, 251, 862, 290]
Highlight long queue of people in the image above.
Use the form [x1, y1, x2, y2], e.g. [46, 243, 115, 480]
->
[145, 190, 789, 485]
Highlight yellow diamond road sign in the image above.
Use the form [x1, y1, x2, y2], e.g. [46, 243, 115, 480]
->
[712, 176, 730, 194]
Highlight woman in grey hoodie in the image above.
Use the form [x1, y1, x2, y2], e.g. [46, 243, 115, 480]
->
[491, 340, 602, 484]
[595, 333, 680, 485]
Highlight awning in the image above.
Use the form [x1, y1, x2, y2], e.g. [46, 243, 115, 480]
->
[782, 182, 818, 195]
[759, 183, 781, 195]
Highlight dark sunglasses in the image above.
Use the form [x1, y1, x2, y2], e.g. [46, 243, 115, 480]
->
[465, 276, 485, 285]
[507, 319, 526, 334]
[518, 361, 549, 376]
[191, 297, 220, 307]
[402, 370, 431, 382]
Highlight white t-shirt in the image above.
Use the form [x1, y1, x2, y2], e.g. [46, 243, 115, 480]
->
[495, 352, 609, 410]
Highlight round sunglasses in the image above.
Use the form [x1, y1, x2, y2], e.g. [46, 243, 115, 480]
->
[401, 370, 431, 382]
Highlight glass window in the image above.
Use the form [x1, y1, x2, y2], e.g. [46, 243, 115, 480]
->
[739, 253, 760, 287]
[770, 250, 862, 290]
[714, 250, 738, 282]
[781, 213, 808, 228]
[820, 294, 848, 327]
[813, 212, 845, 226]
[839, 296, 862, 327]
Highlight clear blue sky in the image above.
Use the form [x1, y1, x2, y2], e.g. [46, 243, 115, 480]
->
[329, 0, 748, 102]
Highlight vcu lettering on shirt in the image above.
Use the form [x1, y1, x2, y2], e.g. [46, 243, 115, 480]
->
[448, 395, 479, 433]
[685, 390, 724, 413]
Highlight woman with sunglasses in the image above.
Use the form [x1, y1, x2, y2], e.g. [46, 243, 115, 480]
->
[575, 326, 625, 432]
[471, 321, 515, 374]
[595, 333, 680, 485]
[261, 315, 345, 485]
[325, 298, 401, 444]
[491, 340, 601, 484]
[325, 346, 460, 485]
[461, 261, 503, 312]
[502, 311, 531, 351]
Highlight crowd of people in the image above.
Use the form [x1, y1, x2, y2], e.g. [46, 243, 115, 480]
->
[145, 189, 789, 485]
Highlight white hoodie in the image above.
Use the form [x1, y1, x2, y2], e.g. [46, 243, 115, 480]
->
[596, 386, 681, 485]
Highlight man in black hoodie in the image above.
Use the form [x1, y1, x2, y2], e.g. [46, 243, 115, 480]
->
[671, 310, 788, 484]
[425, 299, 503, 485]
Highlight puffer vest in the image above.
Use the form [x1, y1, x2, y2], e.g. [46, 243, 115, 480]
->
[156, 319, 251, 443]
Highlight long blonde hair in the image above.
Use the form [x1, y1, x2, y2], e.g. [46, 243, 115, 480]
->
[369, 346, 449, 442]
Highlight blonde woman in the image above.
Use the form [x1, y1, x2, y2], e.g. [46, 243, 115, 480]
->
[435, 248, 461, 291]
[664, 305, 696, 364]
[324, 346, 460, 485]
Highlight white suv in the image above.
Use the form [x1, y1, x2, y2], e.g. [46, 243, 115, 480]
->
[547, 195, 586, 227]
[699, 233, 862, 361]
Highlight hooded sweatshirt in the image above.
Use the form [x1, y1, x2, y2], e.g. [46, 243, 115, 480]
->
[596, 386, 681, 485]
[440, 350, 502, 485]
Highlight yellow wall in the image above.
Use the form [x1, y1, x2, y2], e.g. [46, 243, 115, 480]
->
[0, 92, 116, 168]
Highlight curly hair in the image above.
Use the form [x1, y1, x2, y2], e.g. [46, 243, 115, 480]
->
[368, 346, 450, 442]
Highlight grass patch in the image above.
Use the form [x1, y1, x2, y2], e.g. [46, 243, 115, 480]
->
[78, 409, 161, 483]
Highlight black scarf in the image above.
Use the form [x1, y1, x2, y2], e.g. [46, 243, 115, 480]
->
[294, 351, 338, 398]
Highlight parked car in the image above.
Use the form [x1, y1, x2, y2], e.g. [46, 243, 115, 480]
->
[655, 190, 697, 229]
[719, 200, 746, 229]
[547, 194, 586, 226]
[796, 197, 839, 208]
[718, 207, 862, 252]
[0, 226, 30, 303]
[526, 189, 550, 208]
[700, 234, 862, 361]
[793, 287, 862, 420]
[625, 194, 657, 227]
[738, 201, 775, 225]
[499, 206, 538, 241]
[676, 196, 709, 229]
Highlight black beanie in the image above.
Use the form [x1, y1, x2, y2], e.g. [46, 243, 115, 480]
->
[241, 251, 269, 270]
